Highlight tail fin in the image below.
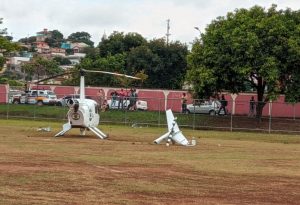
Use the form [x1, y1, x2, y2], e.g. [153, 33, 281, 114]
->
[166, 109, 180, 133]
[154, 109, 191, 146]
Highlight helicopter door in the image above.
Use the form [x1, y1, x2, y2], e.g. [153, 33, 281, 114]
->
[89, 108, 93, 121]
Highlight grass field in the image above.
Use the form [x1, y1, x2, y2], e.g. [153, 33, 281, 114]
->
[0, 119, 300, 204]
[2, 104, 300, 134]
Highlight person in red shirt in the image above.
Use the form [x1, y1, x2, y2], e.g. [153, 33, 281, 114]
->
[118, 88, 126, 109]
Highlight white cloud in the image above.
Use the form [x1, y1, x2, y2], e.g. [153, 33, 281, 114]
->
[1, 0, 300, 45]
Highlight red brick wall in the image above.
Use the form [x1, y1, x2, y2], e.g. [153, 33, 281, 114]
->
[271, 95, 300, 118]
[54, 86, 76, 98]
[2, 84, 300, 117]
[0, 84, 8, 104]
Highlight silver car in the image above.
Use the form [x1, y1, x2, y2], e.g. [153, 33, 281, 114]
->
[186, 100, 221, 115]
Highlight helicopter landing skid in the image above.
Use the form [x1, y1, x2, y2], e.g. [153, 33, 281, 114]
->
[89, 127, 107, 139]
[54, 122, 72, 137]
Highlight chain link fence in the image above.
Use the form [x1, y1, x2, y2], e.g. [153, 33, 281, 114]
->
[1, 89, 300, 133]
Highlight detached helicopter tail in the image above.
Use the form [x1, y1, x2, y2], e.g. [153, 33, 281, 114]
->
[154, 131, 171, 144]
[154, 109, 196, 146]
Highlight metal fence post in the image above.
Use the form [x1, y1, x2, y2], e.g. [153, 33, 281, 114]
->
[192, 99, 196, 130]
[293, 103, 296, 120]
[268, 100, 272, 134]
[6, 101, 9, 120]
[230, 94, 238, 132]
[124, 103, 127, 125]
[230, 99, 233, 132]
[34, 104, 36, 120]
[158, 98, 161, 126]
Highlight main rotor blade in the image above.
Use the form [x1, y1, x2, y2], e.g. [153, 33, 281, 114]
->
[36, 71, 75, 83]
[82, 69, 141, 80]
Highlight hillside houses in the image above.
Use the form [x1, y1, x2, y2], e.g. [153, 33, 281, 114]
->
[5, 28, 89, 82]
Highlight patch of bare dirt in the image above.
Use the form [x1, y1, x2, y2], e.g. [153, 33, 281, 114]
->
[1, 159, 300, 205]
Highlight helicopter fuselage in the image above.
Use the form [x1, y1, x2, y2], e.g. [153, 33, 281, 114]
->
[67, 99, 100, 128]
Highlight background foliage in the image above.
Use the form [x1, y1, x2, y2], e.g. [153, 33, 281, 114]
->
[187, 5, 300, 117]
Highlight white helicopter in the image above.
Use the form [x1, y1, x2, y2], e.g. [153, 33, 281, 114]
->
[38, 69, 140, 139]
[154, 109, 196, 146]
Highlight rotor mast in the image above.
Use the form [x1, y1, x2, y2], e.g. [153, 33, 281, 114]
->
[79, 69, 85, 101]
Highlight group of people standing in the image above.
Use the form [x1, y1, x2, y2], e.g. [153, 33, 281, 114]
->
[101, 90, 256, 116]
[110, 88, 138, 110]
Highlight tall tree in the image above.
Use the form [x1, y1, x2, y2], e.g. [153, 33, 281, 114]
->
[0, 18, 19, 70]
[98, 31, 146, 57]
[18, 36, 36, 44]
[0, 18, 19, 55]
[0, 18, 7, 35]
[187, 5, 300, 118]
[22, 57, 63, 81]
[45, 29, 64, 48]
[72, 32, 187, 88]
[53, 56, 71, 65]
[0, 56, 5, 69]
[127, 39, 188, 89]
[67, 31, 94, 47]
[64, 53, 128, 87]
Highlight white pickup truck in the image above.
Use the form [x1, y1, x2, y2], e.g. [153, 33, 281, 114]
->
[12, 90, 57, 106]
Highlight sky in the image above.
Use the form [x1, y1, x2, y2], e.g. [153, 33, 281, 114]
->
[1, 0, 300, 46]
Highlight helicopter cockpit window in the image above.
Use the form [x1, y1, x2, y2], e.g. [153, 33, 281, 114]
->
[95, 104, 98, 114]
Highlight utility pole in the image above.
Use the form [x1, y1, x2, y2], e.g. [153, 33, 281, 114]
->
[166, 19, 171, 46]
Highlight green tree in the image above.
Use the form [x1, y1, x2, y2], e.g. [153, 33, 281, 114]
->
[18, 36, 36, 44]
[0, 36, 19, 53]
[0, 56, 5, 69]
[45, 30, 64, 47]
[73, 31, 187, 88]
[0, 78, 23, 86]
[22, 57, 63, 81]
[187, 5, 300, 118]
[126, 45, 160, 87]
[127, 39, 188, 89]
[82, 47, 99, 59]
[0, 18, 19, 72]
[0, 18, 19, 54]
[98, 31, 146, 57]
[67, 32, 94, 47]
[53, 56, 72, 65]
[0, 18, 7, 35]
[0, 70, 24, 85]
[82, 53, 127, 86]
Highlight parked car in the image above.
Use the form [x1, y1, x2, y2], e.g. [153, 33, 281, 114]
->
[186, 100, 221, 115]
[8, 89, 23, 104]
[12, 90, 57, 106]
[106, 99, 148, 110]
[56, 94, 92, 106]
